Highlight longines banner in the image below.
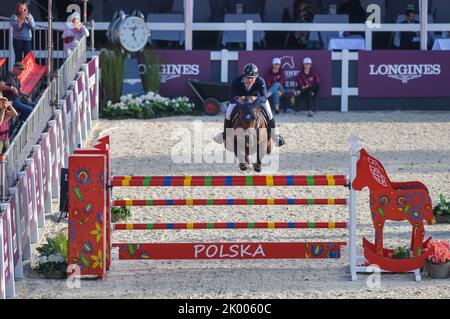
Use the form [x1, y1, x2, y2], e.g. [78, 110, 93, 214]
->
[238, 51, 332, 97]
[156, 50, 211, 97]
[358, 51, 450, 97]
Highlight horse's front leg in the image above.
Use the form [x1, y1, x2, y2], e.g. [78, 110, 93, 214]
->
[253, 129, 263, 172]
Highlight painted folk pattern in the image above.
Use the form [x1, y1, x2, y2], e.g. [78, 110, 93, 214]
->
[68, 155, 107, 278]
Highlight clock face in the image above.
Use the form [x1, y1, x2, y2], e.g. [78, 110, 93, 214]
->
[118, 16, 149, 53]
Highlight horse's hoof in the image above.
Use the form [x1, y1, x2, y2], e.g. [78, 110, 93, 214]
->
[239, 164, 247, 171]
[254, 164, 262, 172]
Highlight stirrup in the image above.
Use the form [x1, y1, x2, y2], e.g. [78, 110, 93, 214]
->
[214, 132, 224, 144]
[273, 134, 285, 147]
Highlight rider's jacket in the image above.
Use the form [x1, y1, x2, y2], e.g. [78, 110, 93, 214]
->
[229, 75, 267, 103]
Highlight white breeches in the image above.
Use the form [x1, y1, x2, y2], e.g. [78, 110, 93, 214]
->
[225, 100, 273, 120]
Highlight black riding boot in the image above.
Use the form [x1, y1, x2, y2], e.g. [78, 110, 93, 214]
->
[223, 119, 232, 139]
[215, 119, 233, 144]
[268, 118, 285, 146]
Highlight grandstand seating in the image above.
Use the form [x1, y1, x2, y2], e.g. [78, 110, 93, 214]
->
[18, 52, 47, 97]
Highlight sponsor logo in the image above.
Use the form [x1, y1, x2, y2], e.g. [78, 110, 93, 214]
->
[123, 78, 142, 85]
[160, 64, 200, 83]
[280, 55, 300, 90]
[369, 64, 441, 83]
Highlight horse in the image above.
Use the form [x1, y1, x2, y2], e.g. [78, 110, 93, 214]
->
[224, 96, 272, 172]
[352, 148, 435, 258]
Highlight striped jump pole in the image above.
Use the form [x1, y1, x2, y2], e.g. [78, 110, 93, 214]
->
[112, 198, 348, 207]
[113, 221, 348, 230]
[110, 175, 348, 187]
[68, 135, 360, 280]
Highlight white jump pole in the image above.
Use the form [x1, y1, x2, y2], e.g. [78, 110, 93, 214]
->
[348, 135, 361, 281]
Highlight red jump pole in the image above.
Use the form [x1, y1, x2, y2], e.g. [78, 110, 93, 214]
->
[113, 242, 348, 260]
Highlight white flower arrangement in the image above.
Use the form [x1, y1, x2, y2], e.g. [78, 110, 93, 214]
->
[104, 90, 195, 119]
[34, 231, 68, 277]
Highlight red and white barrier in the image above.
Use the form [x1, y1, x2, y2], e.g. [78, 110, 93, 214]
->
[6, 188, 24, 279]
[47, 121, 61, 199]
[40, 133, 53, 216]
[1, 54, 100, 298]
[61, 93, 76, 154]
[0, 204, 16, 298]
[86, 55, 99, 120]
[78, 69, 92, 133]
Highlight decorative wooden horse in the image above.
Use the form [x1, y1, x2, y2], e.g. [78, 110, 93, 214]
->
[352, 149, 435, 271]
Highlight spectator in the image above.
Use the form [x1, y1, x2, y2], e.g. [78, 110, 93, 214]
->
[209, 0, 228, 21]
[295, 57, 320, 117]
[62, 11, 89, 58]
[265, 57, 286, 115]
[338, 0, 366, 23]
[0, 95, 18, 154]
[293, 0, 315, 48]
[10, 1, 36, 62]
[0, 62, 35, 122]
[400, 10, 420, 50]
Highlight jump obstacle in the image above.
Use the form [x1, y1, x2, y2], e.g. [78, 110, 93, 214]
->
[67, 135, 431, 281]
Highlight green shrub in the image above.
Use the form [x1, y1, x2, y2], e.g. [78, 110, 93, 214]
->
[111, 206, 131, 222]
[433, 194, 450, 216]
[34, 231, 68, 275]
[141, 49, 162, 93]
[391, 246, 411, 259]
[100, 49, 125, 104]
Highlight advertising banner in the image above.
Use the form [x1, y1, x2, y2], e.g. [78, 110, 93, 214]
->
[358, 51, 450, 97]
[157, 50, 211, 98]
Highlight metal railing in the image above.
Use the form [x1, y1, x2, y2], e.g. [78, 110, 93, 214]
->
[0, 85, 52, 200]
[0, 18, 90, 72]
[55, 36, 87, 103]
[69, 20, 450, 51]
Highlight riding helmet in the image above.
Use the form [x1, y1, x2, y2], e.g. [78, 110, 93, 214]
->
[243, 63, 259, 78]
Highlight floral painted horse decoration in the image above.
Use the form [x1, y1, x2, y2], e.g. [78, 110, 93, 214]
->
[352, 149, 435, 272]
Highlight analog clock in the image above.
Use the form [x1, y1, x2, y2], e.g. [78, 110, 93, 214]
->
[108, 11, 149, 53]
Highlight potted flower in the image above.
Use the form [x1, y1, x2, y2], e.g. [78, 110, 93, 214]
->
[433, 194, 450, 223]
[425, 240, 450, 279]
[34, 231, 68, 279]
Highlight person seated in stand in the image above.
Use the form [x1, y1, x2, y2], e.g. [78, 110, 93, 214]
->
[338, 0, 366, 23]
[62, 11, 89, 58]
[0, 62, 35, 122]
[338, 0, 366, 36]
[0, 94, 19, 154]
[294, 57, 320, 117]
[292, 0, 315, 48]
[400, 10, 420, 50]
[214, 63, 285, 146]
[265, 57, 286, 115]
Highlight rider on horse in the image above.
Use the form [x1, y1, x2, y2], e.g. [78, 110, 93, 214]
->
[214, 63, 285, 147]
